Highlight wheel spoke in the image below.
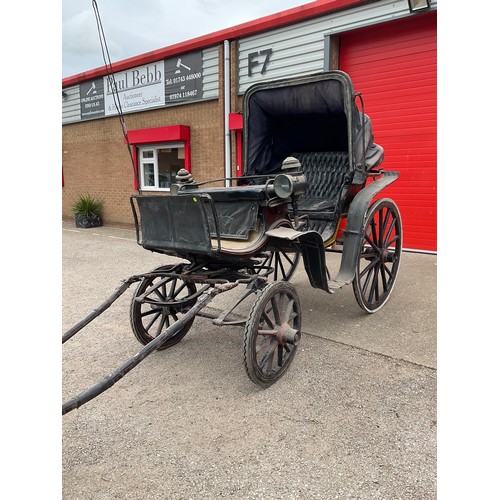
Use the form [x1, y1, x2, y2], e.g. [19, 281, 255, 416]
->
[386, 234, 400, 248]
[272, 254, 279, 280]
[361, 263, 375, 296]
[144, 310, 161, 331]
[168, 277, 177, 299]
[271, 296, 282, 325]
[258, 341, 277, 370]
[278, 292, 286, 317]
[368, 263, 381, 303]
[359, 258, 378, 280]
[171, 281, 187, 299]
[380, 260, 388, 291]
[382, 262, 395, 281]
[370, 218, 379, 248]
[255, 338, 270, 354]
[281, 252, 295, 266]
[380, 208, 391, 241]
[276, 253, 287, 279]
[382, 217, 397, 247]
[155, 311, 167, 337]
[277, 345, 284, 367]
[365, 232, 379, 253]
[262, 311, 274, 329]
[257, 329, 277, 336]
[153, 290, 165, 303]
[284, 298, 295, 323]
[141, 307, 161, 318]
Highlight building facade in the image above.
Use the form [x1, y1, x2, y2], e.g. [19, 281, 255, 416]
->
[62, 0, 437, 252]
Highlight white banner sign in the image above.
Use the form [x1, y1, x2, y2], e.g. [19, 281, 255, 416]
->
[104, 63, 165, 116]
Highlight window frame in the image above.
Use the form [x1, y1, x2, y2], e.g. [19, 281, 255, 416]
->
[126, 125, 191, 191]
[138, 142, 186, 191]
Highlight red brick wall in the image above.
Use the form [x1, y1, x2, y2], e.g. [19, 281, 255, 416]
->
[62, 97, 224, 226]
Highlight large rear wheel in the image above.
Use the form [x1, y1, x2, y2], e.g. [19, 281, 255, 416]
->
[353, 198, 402, 313]
[255, 220, 300, 281]
[257, 249, 300, 281]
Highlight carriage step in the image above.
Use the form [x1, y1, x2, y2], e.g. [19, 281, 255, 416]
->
[327, 279, 348, 290]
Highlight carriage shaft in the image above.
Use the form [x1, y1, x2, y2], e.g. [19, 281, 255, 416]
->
[62, 281, 238, 415]
[62, 275, 142, 344]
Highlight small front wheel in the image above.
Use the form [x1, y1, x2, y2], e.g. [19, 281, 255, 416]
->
[130, 266, 197, 350]
[353, 198, 402, 313]
[243, 282, 301, 387]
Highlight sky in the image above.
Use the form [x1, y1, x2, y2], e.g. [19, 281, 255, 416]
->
[62, 0, 313, 78]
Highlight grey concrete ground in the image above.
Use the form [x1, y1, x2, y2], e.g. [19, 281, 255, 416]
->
[62, 221, 436, 500]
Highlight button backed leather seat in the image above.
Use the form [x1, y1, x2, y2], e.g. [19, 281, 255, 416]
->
[292, 151, 352, 244]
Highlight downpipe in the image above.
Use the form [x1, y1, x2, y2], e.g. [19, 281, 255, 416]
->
[224, 40, 231, 187]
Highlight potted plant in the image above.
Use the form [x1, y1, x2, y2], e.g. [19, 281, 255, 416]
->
[71, 193, 103, 228]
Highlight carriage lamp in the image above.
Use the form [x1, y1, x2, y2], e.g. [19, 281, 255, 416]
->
[407, 0, 430, 12]
[273, 173, 307, 199]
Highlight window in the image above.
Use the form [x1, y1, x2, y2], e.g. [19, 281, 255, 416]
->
[138, 143, 185, 190]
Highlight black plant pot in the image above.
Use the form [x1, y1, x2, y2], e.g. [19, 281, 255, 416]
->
[75, 213, 102, 228]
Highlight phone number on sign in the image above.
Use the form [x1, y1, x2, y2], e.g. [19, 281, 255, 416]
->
[168, 89, 198, 100]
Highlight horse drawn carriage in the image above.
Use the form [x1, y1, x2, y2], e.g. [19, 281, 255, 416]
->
[63, 70, 402, 414]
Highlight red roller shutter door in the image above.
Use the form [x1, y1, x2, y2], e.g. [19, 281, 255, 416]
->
[340, 12, 437, 252]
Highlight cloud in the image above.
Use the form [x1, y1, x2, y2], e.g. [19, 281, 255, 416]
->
[62, 9, 101, 56]
[62, 0, 307, 77]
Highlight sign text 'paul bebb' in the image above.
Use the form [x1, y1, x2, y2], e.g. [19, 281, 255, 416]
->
[104, 64, 165, 116]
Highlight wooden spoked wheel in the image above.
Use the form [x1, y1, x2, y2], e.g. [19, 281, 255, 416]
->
[353, 199, 402, 313]
[130, 266, 197, 350]
[243, 282, 302, 387]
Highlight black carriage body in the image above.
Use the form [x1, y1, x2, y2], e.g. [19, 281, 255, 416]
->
[131, 185, 292, 268]
[132, 71, 400, 292]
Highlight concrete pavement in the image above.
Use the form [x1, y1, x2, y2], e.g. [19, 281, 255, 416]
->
[62, 221, 436, 499]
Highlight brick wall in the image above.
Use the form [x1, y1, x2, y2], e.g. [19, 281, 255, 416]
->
[62, 97, 224, 226]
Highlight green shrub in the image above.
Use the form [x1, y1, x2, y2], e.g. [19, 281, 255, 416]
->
[71, 194, 103, 216]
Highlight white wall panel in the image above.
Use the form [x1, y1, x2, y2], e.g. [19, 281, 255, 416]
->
[238, 0, 437, 93]
[202, 46, 219, 99]
[62, 86, 81, 124]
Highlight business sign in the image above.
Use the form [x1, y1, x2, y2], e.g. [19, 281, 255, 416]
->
[78, 51, 205, 121]
[80, 79, 105, 120]
[164, 51, 203, 104]
[104, 62, 165, 116]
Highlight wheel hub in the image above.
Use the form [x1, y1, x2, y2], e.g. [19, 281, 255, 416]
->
[381, 249, 395, 263]
[275, 323, 300, 346]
